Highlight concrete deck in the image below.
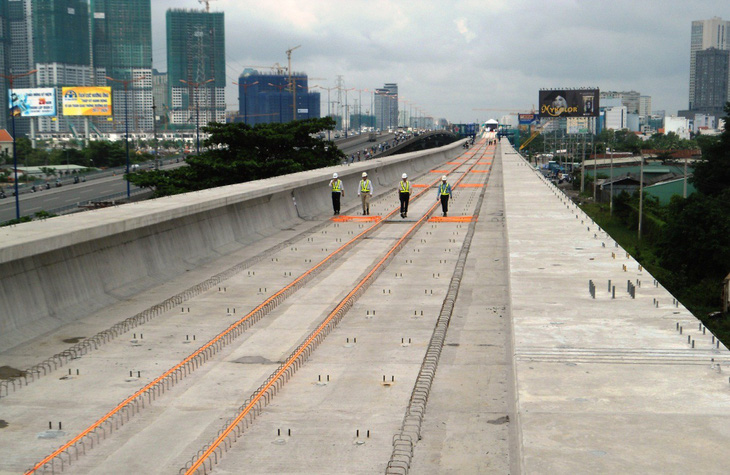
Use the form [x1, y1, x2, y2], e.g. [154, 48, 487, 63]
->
[1, 139, 728, 474]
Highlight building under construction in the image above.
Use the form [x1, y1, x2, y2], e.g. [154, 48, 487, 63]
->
[3, 0, 153, 135]
[92, 0, 153, 133]
[235, 69, 320, 125]
[166, 8, 225, 129]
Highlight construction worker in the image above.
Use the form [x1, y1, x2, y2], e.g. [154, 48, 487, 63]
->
[437, 175, 452, 217]
[399, 173, 410, 218]
[358, 171, 373, 215]
[329, 172, 344, 215]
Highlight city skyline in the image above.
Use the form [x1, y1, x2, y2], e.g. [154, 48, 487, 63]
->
[148, 0, 729, 123]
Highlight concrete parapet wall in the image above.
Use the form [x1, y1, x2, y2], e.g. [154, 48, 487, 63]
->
[0, 140, 464, 351]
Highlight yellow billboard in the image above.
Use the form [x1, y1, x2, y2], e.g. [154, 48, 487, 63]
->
[62, 87, 112, 116]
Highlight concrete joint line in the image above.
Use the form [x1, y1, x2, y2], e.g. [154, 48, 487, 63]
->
[385, 150, 493, 474]
[3, 221, 334, 401]
[180, 183, 446, 475]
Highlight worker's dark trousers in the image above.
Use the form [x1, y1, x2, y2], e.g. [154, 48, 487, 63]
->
[399, 192, 410, 215]
[440, 195, 449, 213]
[332, 192, 341, 214]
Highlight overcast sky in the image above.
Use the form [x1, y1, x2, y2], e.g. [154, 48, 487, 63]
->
[150, 0, 729, 123]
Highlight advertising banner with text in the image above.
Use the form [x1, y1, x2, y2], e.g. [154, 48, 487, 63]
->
[538, 89, 599, 118]
[518, 113, 540, 125]
[62, 87, 112, 116]
[8, 88, 57, 117]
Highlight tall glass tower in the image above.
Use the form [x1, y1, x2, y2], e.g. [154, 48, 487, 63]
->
[0, 1, 10, 132]
[166, 8, 225, 128]
[31, 0, 92, 133]
[91, 0, 152, 131]
[689, 17, 730, 110]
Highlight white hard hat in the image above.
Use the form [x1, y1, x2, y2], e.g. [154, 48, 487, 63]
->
[402, 173, 407, 179]
[362, 172, 368, 177]
[442, 175, 447, 181]
[333, 173, 338, 178]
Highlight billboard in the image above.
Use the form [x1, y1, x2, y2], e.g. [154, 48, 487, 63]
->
[62, 87, 112, 116]
[538, 89, 599, 118]
[8, 88, 57, 117]
[452, 123, 477, 136]
[518, 113, 540, 125]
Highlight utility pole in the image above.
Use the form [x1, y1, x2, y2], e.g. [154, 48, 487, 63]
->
[336, 75, 344, 130]
[106, 74, 145, 198]
[180, 78, 214, 155]
[2, 69, 37, 220]
[638, 155, 644, 240]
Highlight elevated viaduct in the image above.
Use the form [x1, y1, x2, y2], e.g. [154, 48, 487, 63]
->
[0, 138, 728, 474]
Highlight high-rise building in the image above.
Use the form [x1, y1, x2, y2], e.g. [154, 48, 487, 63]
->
[600, 91, 640, 114]
[603, 106, 627, 130]
[7, 1, 153, 134]
[692, 47, 730, 116]
[32, 0, 93, 134]
[0, 1, 10, 132]
[166, 8, 225, 128]
[639, 95, 652, 117]
[152, 69, 168, 117]
[235, 70, 320, 125]
[689, 17, 730, 109]
[374, 83, 398, 130]
[91, 0, 153, 132]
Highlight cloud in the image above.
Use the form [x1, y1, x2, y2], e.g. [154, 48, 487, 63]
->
[151, 0, 730, 122]
[455, 18, 476, 43]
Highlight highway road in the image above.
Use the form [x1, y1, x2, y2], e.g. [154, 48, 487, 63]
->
[0, 160, 185, 223]
[0, 134, 401, 224]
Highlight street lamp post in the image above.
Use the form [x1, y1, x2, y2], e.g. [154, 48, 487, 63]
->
[151, 99, 159, 170]
[314, 85, 337, 139]
[106, 74, 146, 198]
[233, 80, 259, 125]
[607, 146, 614, 216]
[2, 68, 37, 220]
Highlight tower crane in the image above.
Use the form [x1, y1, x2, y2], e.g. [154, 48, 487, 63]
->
[286, 45, 301, 119]
[198, 0, 217, 12]
[241, 63, 289, 75]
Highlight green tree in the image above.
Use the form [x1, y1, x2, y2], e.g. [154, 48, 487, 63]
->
[84, 140, 126, 168]
[660, 190, 730, 284]
[128, 118, 343, 197]
[691, 103, 730, 196]
[39, 166, 56, 178]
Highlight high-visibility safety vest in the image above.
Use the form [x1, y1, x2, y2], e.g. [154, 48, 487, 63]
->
[399, 180, 411, 193]
[360, 179, 372, 193]
[331, 179, 342, 192]
[439, 183, 451, 195]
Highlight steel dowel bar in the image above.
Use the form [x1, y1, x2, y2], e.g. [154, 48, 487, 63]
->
[183, 149, 482, 474]
[386, 140, 494, 474]
[6, 194, 349, 400]
[26, 148, 473, 475]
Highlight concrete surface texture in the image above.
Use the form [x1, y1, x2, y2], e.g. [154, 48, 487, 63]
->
[501, 142, 730, 473]
[1, 138, 729, 475]
[0, 141, 463, 352]
[0, 140, 493, 474]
